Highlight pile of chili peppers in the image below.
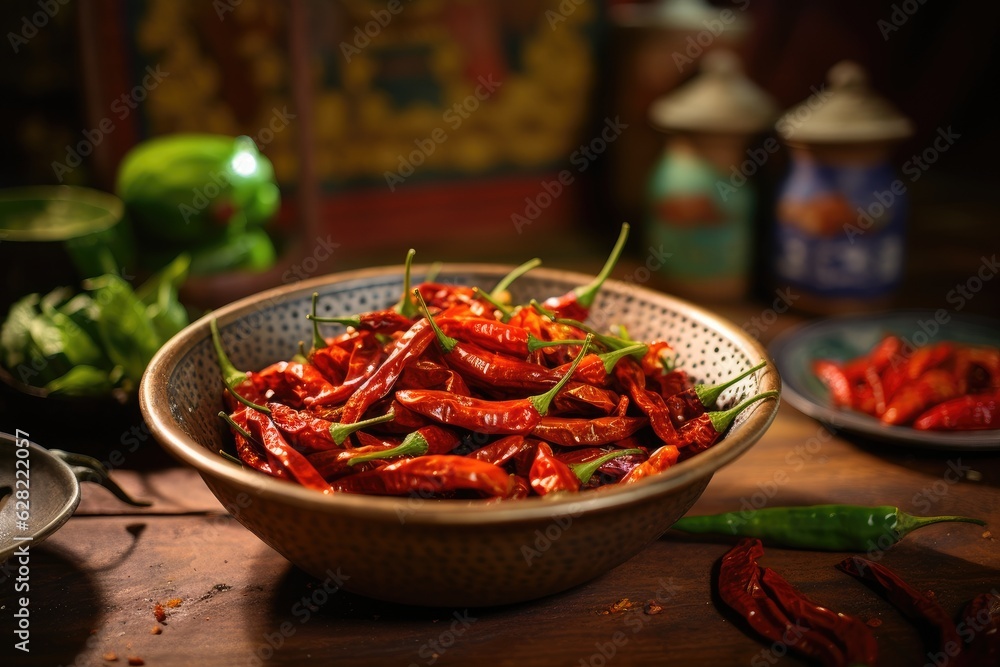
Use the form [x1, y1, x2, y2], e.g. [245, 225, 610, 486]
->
[812, 335, 1000, 431]
[212, 225, 776, 499]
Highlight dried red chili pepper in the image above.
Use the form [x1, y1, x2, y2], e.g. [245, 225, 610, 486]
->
[719, 539, 877, 667]
[397, 358, 471, 395]
[251, 360, 345, 409]
[614, 356, 682, 447]
[339, 318, 435, 424]
[530, 415, 647, 447]
[956, 592, 1000, 665]
[620, 444, 679, 484]
[529, 441, 580, 496]
[468, 434, 534, 467]
[551, 382, 620, 416]
[556, 446, 647, 484]
[221, 409, 289, 479]
[309, 309, 414, 335]
[242, 409, 332, 493]
[881, 367, 961, 426]
[394, 335, 593, 435]
[334, 455, 513, 498]
[267, 402, 339, 453]
[837, 556, 963, 659]
[664, 360, 767, 426]
[541, 223, 629, 321]
[813, 359, 855, 408]
[307, 432, 430, 480]
[842, 334, 903, 382]
[912, 388, 1000, 430]
[676, 391, 779, 453]
[882, 341, 955, 401]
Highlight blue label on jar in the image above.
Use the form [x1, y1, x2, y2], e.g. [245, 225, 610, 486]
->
[773, 158, 906, 299]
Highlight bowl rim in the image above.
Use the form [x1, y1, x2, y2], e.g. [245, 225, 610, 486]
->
[0, 185, 124, 241]
[140, 263, 780, 524]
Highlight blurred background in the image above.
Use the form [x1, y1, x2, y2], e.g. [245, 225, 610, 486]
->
[1, 0, 998, 317]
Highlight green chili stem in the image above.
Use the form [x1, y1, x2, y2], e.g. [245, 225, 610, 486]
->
[526, 336, 589, 352]
[329, 411, 396, 446]
[696, 360, 768, 408]
[573, 222, 629, 309]
[309, 292, 325, 352]
[894, 511, 986, 539]
[570, 448, 643, 483]
[307, 314, 360, 326]
[491, 257, 541, 299]
[598, 344, 648, 373]
[210, 319, 270, 413]
[472, 287, 513, 319]
[413, 289, 458, 354]
[218, 410, 253, 441]
[347, 430, 430, 466]
[529, 334, 592, 416]
[551, 315, 643, 356]
[393, 248, 419, 318]
[707, 390, 779, 434]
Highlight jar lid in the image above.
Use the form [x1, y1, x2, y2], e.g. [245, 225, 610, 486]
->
[648, 50, 778, 134]
[611, 0, 749, 33]
[777, 60, 913, 143]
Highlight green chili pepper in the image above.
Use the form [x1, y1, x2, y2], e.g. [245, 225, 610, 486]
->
[671, 504, 986, 551]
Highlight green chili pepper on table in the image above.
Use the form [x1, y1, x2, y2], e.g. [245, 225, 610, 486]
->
[671, 503, 986, 551]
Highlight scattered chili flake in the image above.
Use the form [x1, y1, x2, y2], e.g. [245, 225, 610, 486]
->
[153, 602, 166, 623]
[151, 625, 162, 635]
[983, 530, 993, 540]
[598, 598, 637, 615]
[127, 657, 145, 666]
[102, 652, 118, 662]
[644, 600, 665, 615]
[166, 597, 183, 608]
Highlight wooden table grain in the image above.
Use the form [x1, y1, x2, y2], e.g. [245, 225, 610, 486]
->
[3, 297, 998, 667]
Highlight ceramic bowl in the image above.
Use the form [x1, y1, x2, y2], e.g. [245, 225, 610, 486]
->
[140, 264, 780, 607]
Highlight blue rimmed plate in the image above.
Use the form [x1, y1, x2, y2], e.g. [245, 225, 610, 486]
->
[769, 310, 1000, 449]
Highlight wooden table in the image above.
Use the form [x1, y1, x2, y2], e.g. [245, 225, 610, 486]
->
[3, 297, 997, 667]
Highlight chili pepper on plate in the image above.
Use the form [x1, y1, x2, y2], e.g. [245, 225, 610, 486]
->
[671, 504, 985, 550]
[912, 389, 1000, 430]
[718, 539, 878, 667]
[880, 368, 961, 426]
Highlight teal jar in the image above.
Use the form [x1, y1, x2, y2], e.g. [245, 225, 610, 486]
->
[646, 50, 776, 301]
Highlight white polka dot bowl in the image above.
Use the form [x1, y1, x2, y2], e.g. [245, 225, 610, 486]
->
[140, 264, 780, 607]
